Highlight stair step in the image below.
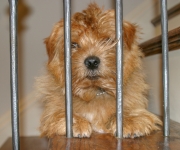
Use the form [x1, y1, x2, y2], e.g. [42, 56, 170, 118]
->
[1, 120, 180, 150]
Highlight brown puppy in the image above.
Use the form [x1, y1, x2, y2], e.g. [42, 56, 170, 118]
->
[38, 3, 162, 138]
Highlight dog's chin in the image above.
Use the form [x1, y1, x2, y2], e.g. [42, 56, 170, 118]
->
[86, 75, 99, 80]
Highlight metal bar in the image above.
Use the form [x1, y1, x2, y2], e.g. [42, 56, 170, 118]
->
[9, 0, 20, 149]
[161, 0, 170, 137]
[63, 0, 73, 138]
[115, 0, 123, 138]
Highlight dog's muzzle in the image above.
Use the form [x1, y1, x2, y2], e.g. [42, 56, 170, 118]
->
[84, 56, 100, 70]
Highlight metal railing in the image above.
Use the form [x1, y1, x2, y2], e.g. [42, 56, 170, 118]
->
[8, 0, 169, 149]
[161, 0, 170, 137]
[63, 0, 73, 138]
[115, 0, 123, 138]
[9, 0, 20, 150]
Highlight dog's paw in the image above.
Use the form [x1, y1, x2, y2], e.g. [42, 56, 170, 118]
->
[73, 116, 92, 138]
[123, 115, 161, 138]
[106, 110, 162, 138]
[123, 112, 162, 138]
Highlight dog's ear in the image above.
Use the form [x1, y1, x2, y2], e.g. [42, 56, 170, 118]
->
[44, 37, 52, 62]
[44, 21, 65, 84]
[44, 21, 64, 63]
[123, 21, 137, 50]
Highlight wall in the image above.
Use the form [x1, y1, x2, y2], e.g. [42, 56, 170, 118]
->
[0, 0, 180, 147]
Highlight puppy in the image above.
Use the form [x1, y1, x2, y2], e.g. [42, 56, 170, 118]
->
[38, 3, 162, 138]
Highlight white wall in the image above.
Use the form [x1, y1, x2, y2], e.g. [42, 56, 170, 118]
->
[0, 0, 180, 147]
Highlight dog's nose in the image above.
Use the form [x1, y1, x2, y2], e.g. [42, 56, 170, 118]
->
[84, 56, 100, 70]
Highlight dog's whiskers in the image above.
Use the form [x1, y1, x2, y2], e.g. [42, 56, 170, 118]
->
[84, 69, 101, 80]
[110, 70, 116, 75]
[72, 60, 82, 64]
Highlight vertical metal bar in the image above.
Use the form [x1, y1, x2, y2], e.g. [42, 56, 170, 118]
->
[63, 0, 73, 138]
[9, 0, 20, 149]
[161, 0, 170, 137]
[115, 0, 123, 138]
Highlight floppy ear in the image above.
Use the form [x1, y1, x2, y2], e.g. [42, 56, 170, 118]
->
[123, 21, 137, 50]
[44, 21, 64, 63]
[44, 21, 65, 85]
[44, 37, 52, 62]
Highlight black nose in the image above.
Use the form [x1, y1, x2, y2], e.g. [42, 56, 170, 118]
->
[84, 56, 100, 70]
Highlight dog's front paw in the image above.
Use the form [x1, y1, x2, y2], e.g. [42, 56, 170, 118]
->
[106, 110, 162, 138]
[123, 110, 162, 138]
[73, 116, 92, 138]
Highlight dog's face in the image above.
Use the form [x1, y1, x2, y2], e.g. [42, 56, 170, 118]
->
[45, 4, 138, 101]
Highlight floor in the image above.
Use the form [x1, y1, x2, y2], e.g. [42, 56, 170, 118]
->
[1, 120, 180, 150]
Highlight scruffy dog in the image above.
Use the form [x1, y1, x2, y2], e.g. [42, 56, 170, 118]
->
[38, 3, 162, 138]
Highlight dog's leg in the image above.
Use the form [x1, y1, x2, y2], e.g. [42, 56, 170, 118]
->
[73, 114, 92, 138]
[40, 112, 92, 138]
[106, 110, 162, 138]
[40, 112, 66, 138]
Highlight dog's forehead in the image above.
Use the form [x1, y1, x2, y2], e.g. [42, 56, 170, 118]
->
[71, 5, 115, 34]
[70, 15, 116, 43]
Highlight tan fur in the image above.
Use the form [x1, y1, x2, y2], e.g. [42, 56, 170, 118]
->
[37, 3, 162, 138]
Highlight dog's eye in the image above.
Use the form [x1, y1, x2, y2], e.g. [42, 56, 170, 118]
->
[71, 42, 79, 49]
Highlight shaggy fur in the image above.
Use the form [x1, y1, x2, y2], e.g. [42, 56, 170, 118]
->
[38, 3, 162, 138]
